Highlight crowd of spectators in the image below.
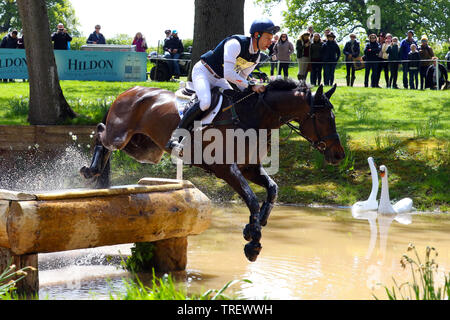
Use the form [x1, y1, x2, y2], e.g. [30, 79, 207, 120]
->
[265, 27, 449, 90]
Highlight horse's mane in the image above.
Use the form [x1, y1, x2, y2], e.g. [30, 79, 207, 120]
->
[266, 78, 311, 94]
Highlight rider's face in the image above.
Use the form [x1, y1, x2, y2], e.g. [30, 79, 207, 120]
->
[258, 32, 274, 50]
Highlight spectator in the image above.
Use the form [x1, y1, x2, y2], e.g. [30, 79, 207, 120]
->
[310, 32, 323, 86]
[400, 30, 417, 89]
[446, 44, 450, 71]
[164, 29, 171, 42]
[322, 28, 331, 42]
[87, 25, 106, 44]
[132, 32, 148, 52]
[321, 32, 340, 86]
[386, 36, 401, 88]
[418, 35, 434, 90]
[1, 29, 18, 48]
[274, 32, 294, 79]
[407, 44, 420, 89]
[1, 30, 18, 82]
[296, 31, 311, 81]
[375, 32, 390, 87]
[163, 30, 184, 79]
[363, 33, 381, 87]
[51, 23, 72, 50]
[268, 34, 279, 78]
[425, 57, 448, 90]
[343, 33, 360, 86]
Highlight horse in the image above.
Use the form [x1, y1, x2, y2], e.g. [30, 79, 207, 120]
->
[80, 79, 345, 262]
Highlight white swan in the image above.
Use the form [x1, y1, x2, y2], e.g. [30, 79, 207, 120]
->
[378, 165, 413, 215]
[351, 157, 378, 214]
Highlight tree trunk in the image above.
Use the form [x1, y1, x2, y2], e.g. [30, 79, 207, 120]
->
[190, 0, 245, 80]
[16, 0, 76, 125]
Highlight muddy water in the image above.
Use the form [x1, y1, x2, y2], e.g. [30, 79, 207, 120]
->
[38, 204, 450, 300]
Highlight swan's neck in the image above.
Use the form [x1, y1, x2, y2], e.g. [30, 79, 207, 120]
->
[368, 164, 379, 201]
[380, 175, 390, 204]
[379, 174, 394, 214]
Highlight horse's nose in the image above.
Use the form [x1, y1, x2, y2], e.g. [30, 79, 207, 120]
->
[336, 151, 345, 161]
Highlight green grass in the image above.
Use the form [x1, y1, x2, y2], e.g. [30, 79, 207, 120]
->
[0, 77, 448, 211]
[109, 270, 249, 300]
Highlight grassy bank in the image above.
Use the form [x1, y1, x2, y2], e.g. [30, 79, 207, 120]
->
[0, 79, 448, 212]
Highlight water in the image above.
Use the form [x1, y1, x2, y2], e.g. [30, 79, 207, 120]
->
[38, 204, 450, 300]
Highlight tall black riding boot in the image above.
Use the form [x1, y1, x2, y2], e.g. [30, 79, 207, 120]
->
[166, 100, 204, 155]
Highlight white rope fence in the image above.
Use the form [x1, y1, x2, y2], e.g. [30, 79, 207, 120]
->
[150, 56, 448, 89]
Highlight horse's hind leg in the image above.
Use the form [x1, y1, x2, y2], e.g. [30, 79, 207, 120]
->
[242, 165, 278, 227]
[214, 163, 262, 262]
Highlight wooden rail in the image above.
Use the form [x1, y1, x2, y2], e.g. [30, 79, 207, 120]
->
[0, 178, 212, 296]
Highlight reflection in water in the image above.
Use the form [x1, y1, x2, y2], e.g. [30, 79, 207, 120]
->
[352, 210, 413, 261]
[352, 209, 414, 291]
[38, 205, 449, 300]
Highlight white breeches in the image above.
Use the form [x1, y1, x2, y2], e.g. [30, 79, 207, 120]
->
[192, 61, 233, 111]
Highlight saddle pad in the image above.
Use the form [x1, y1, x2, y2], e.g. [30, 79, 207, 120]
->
[175, 89, 223, 126]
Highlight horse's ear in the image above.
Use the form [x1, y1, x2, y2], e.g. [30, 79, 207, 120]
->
[315, 84, 323, 98]
[325, 84, 337, 99]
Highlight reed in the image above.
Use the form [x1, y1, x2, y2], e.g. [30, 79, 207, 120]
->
[375, 244, 450, 300]
[0, 259, 37, 299]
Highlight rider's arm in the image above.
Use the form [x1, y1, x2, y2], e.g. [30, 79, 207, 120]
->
[223, 38, 254, 90]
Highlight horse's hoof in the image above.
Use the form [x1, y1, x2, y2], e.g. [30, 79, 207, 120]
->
[80, 166, 99, 179]
[244, 241, 262, 262]
[80, 166, 93, 179]
[243, 223, 261, 242]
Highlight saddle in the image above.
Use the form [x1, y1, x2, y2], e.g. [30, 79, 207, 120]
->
[175, 83, 243, 127]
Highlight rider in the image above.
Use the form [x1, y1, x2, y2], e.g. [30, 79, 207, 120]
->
[166, 18, 280, 154]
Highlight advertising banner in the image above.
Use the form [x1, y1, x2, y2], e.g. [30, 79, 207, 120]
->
[0, 49, 147, 81]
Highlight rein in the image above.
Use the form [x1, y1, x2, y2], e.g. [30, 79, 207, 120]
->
[205, 87, 339, 153]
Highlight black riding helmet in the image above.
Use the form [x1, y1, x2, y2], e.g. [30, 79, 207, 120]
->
[250, 18, 280, 50]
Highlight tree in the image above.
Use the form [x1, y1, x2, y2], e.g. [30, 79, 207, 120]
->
[190, 0, 245, 78]
[256, 0, 450, 41]
[16, 0, 76, 124]
[1, 0, 80, 35]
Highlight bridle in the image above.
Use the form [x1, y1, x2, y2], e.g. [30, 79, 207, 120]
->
[212, 87, 340, 154]
[260, 90, 340, 153]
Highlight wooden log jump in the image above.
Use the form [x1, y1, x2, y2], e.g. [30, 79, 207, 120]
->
[0, 178, 212, 296]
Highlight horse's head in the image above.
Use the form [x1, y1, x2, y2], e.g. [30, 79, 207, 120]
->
[293, 83, 345, 165]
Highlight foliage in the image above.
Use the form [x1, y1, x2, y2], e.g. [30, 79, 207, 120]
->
[109, 269, 250, 300]
[0, 0, 80, 36]
[374, 244, 450, 300]
[122, 242, 155, 273]
[106, 33, 133, 45]
[255, 0, 450, 41]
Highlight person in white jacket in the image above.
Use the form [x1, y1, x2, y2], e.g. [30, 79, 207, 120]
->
[166, 18, 280, 154]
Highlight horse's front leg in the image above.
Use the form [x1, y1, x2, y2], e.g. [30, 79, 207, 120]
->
[80, 128, 111, 179]
[215, 163, 262, 262]
[242, 165, 278, 227]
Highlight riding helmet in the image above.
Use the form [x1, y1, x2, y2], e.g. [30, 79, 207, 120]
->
[250, 18, 280, 36]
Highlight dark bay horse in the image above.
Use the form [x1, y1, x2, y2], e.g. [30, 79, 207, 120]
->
[80, 79, 345, 262]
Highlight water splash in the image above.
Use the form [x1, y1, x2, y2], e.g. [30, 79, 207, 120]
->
[0, 145, 92, 192]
